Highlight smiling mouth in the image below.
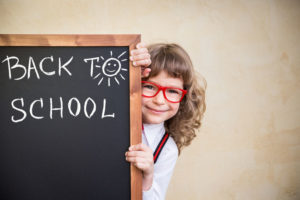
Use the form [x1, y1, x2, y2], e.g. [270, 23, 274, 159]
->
[106, 69, 116, 73]
[146, 106, 168, 113]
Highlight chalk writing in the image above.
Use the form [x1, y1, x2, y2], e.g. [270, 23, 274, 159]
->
[2, 56, 73, 80]
[11, 97, 115, 123]
[1, 50, 127, 123]
[84, 50, 128, 87]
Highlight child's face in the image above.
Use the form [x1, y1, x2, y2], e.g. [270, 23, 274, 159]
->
[142, 71, 184, 124]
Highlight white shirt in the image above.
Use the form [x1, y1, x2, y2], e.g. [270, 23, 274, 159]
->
[142, 123, 178, 200]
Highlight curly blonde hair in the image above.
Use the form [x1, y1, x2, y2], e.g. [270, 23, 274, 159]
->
[143, 43, 207, 154]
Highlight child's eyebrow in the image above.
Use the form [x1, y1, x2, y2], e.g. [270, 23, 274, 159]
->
[148, 80, 184, 89]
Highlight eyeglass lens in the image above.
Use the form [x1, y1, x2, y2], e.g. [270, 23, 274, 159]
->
[142, 82, 183, 102]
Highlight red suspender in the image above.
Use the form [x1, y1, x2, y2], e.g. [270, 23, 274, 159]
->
[142, 124, 170, 164]
[153, 132, 169, 164]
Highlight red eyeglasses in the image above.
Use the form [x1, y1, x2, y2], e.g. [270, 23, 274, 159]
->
[141, 81, 187, 103]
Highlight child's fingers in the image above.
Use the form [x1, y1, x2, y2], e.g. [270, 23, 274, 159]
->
[134, 162, 148, 170]
[125, 152, 153, 165]
[126, 156, 152, 171]
[129, 143, 152, 152]
[126, 150, 149, 158]
[136, 42, 146, 49]
[132, 59, 151, 67]
[130, 53, 150, 66]
[130, 47, 148, 56]
[125, 144, 154, 173]
[129, 42, 151, 68]
[125, 156, 141, 163]
[142, 68, 151, 78]
[126, 155, 148, 164]
[130, 53, 150, 62]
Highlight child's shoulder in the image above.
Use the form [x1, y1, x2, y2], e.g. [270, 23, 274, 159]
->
[164, 136, 179, 158]
[156, 136, 178, 167]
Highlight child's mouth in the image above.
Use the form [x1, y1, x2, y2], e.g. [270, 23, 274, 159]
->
[147, 106, 167, 114]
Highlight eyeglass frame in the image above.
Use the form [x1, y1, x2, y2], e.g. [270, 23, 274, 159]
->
[141, 81, 187, 103]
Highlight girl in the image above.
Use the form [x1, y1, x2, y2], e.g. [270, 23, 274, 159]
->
[127, 43, 206, 199]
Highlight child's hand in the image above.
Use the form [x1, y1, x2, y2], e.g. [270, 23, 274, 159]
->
[125, 143, 154, 175]
[130, 42, 151, 78]
[125, 143, 154, 190]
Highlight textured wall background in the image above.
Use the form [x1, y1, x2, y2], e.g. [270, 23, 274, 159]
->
[1, 0, 299, 199]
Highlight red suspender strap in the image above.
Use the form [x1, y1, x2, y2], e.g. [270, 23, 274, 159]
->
[153, 132, 169, 164]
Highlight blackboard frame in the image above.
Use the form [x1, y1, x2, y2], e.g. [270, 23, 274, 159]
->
[0, 34, 142, 200]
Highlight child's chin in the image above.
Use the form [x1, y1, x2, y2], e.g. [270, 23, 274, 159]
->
[143, 116, 165, 124]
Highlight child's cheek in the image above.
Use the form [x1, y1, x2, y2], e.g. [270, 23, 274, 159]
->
[169, 104, 180, 118]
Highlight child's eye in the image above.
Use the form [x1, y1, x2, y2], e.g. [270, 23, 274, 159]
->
[167, 89, 180, 94]
[143, 84, 154, 90]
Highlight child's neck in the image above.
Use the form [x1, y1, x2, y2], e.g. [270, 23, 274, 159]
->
[143, 122, 164, 126]
[143, 122, 165, 133]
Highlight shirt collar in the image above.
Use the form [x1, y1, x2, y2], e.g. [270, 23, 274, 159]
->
[143, 122, 165, 148]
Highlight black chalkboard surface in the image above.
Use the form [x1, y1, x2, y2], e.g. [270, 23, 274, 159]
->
[0, 35, 142, 200]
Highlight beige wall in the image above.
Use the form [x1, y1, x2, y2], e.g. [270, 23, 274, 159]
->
[1, 0, 299, 199]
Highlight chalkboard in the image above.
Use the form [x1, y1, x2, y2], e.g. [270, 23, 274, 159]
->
[0, 35, 142, 200]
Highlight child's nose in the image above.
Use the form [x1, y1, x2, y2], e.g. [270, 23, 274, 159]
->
[153, 90, 166, 104]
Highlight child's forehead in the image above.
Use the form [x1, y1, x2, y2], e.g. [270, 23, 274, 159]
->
[147, 71, 184, 88]
[149, 70, 182, 79]
[149, 55, 189, 83]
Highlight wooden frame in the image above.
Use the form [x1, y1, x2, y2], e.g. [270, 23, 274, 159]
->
[0, 34, 142, 200]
